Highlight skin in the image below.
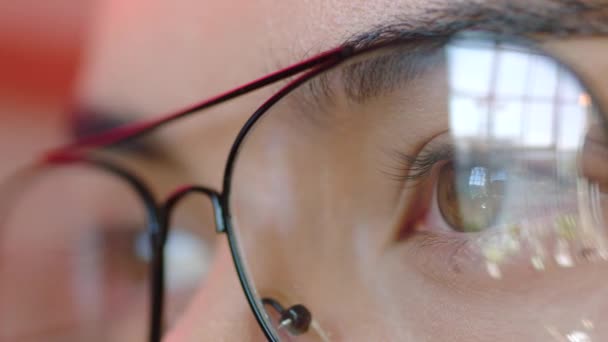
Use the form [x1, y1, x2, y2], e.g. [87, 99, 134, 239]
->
[2, 0, 608, 341]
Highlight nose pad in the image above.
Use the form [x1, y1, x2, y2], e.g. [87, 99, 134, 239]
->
[262, 297, 313, 336]
[159, 186, 324, 342]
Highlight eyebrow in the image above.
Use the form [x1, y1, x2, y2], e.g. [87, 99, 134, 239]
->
[70, 107, 173, 160]
[71, 0, 608, 155]
[294, 0, 608, 112]
[346, 0, 608, 49]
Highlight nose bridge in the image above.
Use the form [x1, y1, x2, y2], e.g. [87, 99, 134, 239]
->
[162, 237, 267, 342]
[148, 184, 225, 341]
[162, 185, 226, 243]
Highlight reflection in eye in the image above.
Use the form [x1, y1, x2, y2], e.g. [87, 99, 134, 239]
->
[134, 226, 210, 328]
[437, 163, 506, 233]
[135, 228, 210, 291]
[164, 230, 210, 291]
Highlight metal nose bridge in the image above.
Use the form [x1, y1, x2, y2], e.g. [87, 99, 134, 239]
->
[151, 184, 225, 341]
[161, 185, 226, 244]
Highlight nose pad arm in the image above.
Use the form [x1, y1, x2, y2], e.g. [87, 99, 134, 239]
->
[162, 186, 316, 340]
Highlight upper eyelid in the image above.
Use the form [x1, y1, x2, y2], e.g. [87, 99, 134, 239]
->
[385, 143, 454, 185]
[384, 142, 560, 185]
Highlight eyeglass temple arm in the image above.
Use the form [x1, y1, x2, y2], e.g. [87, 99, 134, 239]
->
[43, 46, 352, 163]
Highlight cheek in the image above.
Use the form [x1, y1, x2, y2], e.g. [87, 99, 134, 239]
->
[372, 244, 608, 341]
[226, 120, 423, 339]
[164, 242, 267, 342]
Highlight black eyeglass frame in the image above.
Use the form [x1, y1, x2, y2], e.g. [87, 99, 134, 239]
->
[38, 42, 352, 342]
[29, 31, 606, 342]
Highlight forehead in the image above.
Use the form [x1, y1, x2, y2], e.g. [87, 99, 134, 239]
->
[77, 0, 399, 113]
[77, 0, 607, 115]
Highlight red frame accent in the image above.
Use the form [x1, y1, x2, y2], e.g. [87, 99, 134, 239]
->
[43, 46, 351, 163]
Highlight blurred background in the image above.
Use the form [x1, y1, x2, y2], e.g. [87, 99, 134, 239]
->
[0, 0, 95, 173]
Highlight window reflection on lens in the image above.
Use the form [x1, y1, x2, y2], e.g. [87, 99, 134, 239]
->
[437, 163, 506, 233]
[228, 35, 608, 341]
[447, 38, 608, 276]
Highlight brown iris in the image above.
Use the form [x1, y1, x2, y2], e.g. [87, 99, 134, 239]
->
[437, 163, 505, 233]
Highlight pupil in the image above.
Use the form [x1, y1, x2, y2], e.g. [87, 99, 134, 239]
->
[438, 163, 506, 233]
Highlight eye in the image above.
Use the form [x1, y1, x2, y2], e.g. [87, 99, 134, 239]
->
[97, 226, 149, 282]
[436, 162, 507, 233]
[135, 227, 210, 291]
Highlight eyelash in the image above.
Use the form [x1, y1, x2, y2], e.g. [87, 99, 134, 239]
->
[388, 143, 454, 185]
[387, 144, 456, 241]
[392, 150, 496, 275]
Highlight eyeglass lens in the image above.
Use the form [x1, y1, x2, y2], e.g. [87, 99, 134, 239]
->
[228, 36, 608, 341]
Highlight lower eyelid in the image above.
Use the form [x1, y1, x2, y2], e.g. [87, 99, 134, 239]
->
[400, 229, 485, 287]
[410, 180, 541, 279]
[407, 222, 548, 286]
[397, 176, 484, 277]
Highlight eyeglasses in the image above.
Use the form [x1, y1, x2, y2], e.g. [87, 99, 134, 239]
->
[1, 32, 607, 342]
